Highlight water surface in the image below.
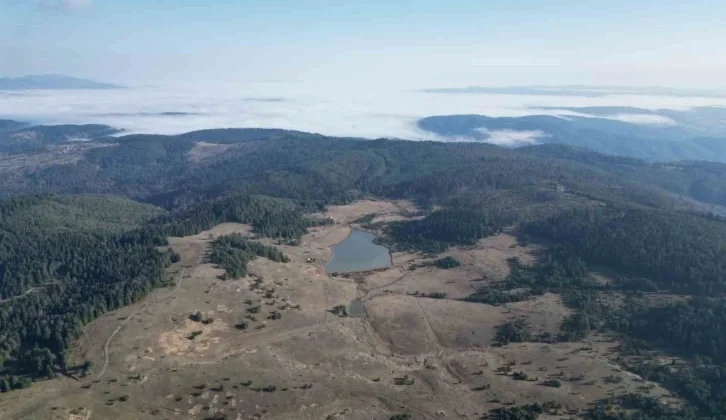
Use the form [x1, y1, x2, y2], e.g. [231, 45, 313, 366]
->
[346, 299, 366, 317]
[325, 229, 391, 273]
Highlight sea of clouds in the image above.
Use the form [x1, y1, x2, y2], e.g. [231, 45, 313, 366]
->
[1, 82, 725, 144]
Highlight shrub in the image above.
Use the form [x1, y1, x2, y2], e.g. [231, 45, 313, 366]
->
[543, 379, 562, 388]
[512, 371, 529, 381]
[434, 256, 461, 269]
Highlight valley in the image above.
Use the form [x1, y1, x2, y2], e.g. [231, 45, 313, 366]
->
[0, 201, 671, 420]
[0, 126, 724, 419]
[4, 1, 726, 418]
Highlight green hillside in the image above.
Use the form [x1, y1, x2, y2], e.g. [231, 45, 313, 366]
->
[0, 127, 725, 417]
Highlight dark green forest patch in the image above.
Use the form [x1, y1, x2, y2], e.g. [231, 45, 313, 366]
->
[209, 234, 289, 279]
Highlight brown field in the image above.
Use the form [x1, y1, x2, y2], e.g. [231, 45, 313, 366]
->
[0, 201, 671, 420]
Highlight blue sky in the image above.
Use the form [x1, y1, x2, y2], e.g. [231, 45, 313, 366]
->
[1, 0, 725, 88]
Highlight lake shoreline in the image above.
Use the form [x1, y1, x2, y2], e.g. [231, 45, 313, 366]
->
[324, 228, 393, 274]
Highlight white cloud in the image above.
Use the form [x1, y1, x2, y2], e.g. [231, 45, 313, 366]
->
[534, 109, 679, 126]
[0, 84, 725, 140]
[604, 113, 678, 126]
[476, 128, 548, 146]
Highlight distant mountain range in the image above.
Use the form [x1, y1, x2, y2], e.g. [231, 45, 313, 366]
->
[418, 106, 726, 163]
[0, 74, 122, 90]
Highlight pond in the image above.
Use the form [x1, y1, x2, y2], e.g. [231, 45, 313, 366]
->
[325, 229, 392, 273]
[346, 299, 366, 317]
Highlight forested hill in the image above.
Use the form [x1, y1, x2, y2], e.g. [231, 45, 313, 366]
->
[0, 125, 725, 413]
[519, 144, 726, 207]
[0, 122, 120, 154]
[0, 125, 725, 210]
[0, 195, 169, 389]
[418, 107, 726, 163]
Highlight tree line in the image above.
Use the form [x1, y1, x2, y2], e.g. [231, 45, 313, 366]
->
[209, 234, 289, 279]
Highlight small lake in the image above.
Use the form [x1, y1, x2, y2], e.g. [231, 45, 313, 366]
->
[346, 299, 366, 317]
[325, 229, 392, 273]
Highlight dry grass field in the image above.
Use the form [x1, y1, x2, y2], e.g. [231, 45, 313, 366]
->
[0, 200, 671, 420]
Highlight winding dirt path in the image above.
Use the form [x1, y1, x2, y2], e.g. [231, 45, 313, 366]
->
[95, 266, 188, 381]
[414, 297, 445, 348]
[94, 306, 141, 380]
[94, 240, 208, 380]
[0, 287, 42, 304]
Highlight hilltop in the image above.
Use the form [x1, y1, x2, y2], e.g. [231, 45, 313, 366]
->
[0, 75, 121, 90]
